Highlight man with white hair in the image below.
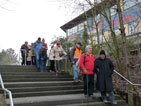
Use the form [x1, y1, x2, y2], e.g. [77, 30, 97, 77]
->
[79, 45, 96, 97]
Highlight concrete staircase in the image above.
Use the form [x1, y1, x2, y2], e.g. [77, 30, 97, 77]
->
[0, 65, 127, 106]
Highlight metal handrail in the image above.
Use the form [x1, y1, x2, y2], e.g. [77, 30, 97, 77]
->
[114, 70, 141, 86]
[19, 49, 27, 65]
[0, 74, 14, 106]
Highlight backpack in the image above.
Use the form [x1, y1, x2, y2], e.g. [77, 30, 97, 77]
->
[68, 47, 76, 62]
[75, 53, 87, 72]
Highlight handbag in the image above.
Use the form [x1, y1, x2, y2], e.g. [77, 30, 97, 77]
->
[59, 53, 64, 57]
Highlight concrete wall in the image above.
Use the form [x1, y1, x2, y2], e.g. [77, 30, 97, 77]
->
[0, 94, 6, 106]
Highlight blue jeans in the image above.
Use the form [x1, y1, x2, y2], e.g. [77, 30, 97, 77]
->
[101, 91, 115, 101]
[40, 60, 46, 72]
[73, 64, 79, 80]
[35, 52, 40, 68]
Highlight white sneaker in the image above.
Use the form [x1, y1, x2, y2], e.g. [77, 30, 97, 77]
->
[103, 99, 108, 103]
[111, 100, 117, 104]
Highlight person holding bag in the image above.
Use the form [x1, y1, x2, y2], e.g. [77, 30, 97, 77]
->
[53, 41, 67, 72]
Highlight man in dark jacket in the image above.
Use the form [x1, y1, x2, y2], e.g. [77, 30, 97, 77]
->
[94, 50, 117, 104]
[69, 42, 82, 82]
[39, 44, 47, 72]
[21, 41, 29, 65]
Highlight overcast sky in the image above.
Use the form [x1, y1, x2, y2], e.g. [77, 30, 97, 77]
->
[0, 0, 74, 54]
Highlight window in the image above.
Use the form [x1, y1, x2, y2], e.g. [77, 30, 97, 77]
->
[87, 17, 93, 26]
[95, 14, 101, 23]
[124, 0, 136, 10]
[68, 28, 73, 36]
[99, 34, 105, 43]
[72, 26, 77, 34]
[114, 29, 121, 36]
[78, 23, 84, 31]
[128, 21, 138, 35]
[110, 5, 117, 16]
[137, 0, 141, 3]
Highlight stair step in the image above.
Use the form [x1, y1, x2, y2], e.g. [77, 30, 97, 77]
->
[4, 81, 83, 88]
[11, 89, 83, 98]
[2, 75, 71, 79]
[0, 65, 127, 106]
[6, 94, 126, 106]
[59, 100, 127, 106]
[0, 85, 83, 93]
[3, 78, 73, 82]
[0, 72, 69, 75]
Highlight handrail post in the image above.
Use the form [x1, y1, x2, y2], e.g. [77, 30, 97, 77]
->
[0, 74, 14, 106]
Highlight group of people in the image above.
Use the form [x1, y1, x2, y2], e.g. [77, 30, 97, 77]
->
[20, 37, 67, 73]
[21, 40, 117, 104]
[20, 37, 48, 72]
[70, 43, 117, 104]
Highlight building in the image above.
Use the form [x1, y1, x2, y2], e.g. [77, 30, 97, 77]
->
[60, 0, 141, 44]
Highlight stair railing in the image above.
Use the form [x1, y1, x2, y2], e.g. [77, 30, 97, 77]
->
[0, 74, 14, 106]
[114, 70, 141, 86]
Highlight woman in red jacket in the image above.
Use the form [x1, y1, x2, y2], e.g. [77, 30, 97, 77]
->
[79, 45, 96, 97]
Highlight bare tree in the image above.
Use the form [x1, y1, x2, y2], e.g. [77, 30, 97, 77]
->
[0, 0, 14, 11]
[59, 0, 141, 105]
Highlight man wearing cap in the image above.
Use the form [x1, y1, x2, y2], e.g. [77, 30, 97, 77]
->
[94, 50, 117, 104]
[33, 37, 43, 69]
[70, 42, 82, 82]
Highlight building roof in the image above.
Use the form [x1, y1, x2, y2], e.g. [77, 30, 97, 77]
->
[60, 0, 113, 32]
[60, 7, 95, 32]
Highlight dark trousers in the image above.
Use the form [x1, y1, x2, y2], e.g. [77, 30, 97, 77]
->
[50, 60, 55, 72]
[26, 61, 31, 65]
[101, 91, 115, 101]
[83, 74, 94, 96]
[21, 56, 27, 65]
[31, 56, 36, 65]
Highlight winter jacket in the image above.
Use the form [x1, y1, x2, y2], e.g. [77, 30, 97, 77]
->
[79, 53, 96, 74]
[21, 44, 29, 57]
[49, 49, 54, 60]
[30, 45, 35, 57]
[39, 48, 47, 61]
[27, 50, 32, 61]
[70, 47, 82, 63]
[53, 46, 67, 60]
[94, 57, 114, 92]
[33, 41, 43, 55]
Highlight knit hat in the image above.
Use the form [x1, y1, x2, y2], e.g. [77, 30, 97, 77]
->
[38, 37, 41, 41]
[100, 50, 105, 55]
[77, 42, 82, 46]
[43, 43, 47, 48]
[42, 38, 45, 42]
[56, 41, 60, 46]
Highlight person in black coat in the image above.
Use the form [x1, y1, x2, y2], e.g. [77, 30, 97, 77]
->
[94, 50, 117, 104]
[39, 44, 47, 72]
[21, 41, 29, 65]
